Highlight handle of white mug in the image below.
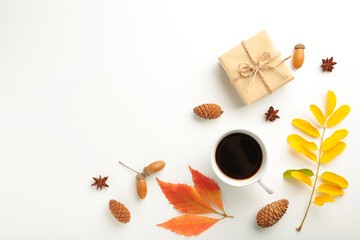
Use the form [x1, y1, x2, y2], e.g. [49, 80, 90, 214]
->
[258, 178, 274, 194]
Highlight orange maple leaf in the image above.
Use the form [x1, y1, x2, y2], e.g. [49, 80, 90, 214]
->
[157, 166, 233, 236]
[156, 178, 217, 214]
[157, 214, 220, 236]
[189, 166, 224, 211]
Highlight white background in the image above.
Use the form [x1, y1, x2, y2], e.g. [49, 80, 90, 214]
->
[1, 0, 359, 239]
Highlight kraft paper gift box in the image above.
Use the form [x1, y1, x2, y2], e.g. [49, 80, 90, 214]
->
[218, 30, 294, 105]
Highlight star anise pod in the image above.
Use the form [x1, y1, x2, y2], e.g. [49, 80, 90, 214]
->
[321, 57, 337, 72]
[265, 106, 280, 122]
[91, 175, 109, 190]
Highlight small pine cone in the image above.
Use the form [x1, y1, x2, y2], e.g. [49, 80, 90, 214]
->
[193, 104, 223, 119]
[256, 199, 289, 228]
[109, 199, 131, 223]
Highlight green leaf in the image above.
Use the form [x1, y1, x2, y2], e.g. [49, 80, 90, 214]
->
[283, 169, 314, 178]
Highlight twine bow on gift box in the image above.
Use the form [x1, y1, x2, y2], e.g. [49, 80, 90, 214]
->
[233, 41, 291, 95]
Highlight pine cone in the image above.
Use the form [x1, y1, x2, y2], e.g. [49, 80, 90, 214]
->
[256, 199, 289, 228]
[193, 104, 223, 119]
[109, 199, 131, 223]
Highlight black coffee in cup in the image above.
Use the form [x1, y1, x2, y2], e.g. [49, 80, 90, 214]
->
[215, 133, 262, 180]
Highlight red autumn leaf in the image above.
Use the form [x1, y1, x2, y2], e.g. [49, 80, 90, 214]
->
[158, 214, 220, 236]
[156, 178, 216, 214]
[189, 166, 224, 211]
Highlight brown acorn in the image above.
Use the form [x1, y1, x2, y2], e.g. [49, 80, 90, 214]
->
[193, 104, 223, 119]
[143, 161, 166, 176]
[256, 199, 289, 228]
[119, 160, 166, 200]
[136, 176, 147, 199]
[293, 44, 305, 69]
[109, 200, 131, 223]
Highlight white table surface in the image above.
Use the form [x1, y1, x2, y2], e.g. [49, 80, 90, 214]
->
[1, 0, 359, 239]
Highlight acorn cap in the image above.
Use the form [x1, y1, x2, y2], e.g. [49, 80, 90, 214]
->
[143, 167, 151, 176]
[136, 173, 145, 180]
[294, 44, 305, 49]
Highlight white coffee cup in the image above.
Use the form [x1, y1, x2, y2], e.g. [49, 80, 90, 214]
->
[211, 129, 273, 194]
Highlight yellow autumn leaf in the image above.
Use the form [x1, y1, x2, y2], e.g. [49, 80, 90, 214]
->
[321, 142, 346, 164]
[310, 105, 325, 127]
[322, 129, 348, 152]
[289, 142, 317, 162]
[318, 184, 344, 196]
[325, 91, 336, 119]
[291, 171, 312, 186]
[287, 134, 318, 151]
[320, 171, 348, 188]
[327, 105, 350, 128]
[314, 196, 335, 206]
[292, 119, 320, 138]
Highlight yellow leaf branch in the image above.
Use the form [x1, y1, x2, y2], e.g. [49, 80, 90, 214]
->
[285, 91, 350, 232]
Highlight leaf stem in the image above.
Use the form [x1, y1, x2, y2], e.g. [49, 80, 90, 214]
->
[209, 205, 233, 218]
[218, 214, 234, 220]
[214, 211, 226, 217]
[217, 210, 234, 218]
[213, 206, 233, 218]
[222, 208, 234, 218]
[297, 126, 326, 231]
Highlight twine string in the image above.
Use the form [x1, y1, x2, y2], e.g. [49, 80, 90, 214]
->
[233, 41, 291, 95]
